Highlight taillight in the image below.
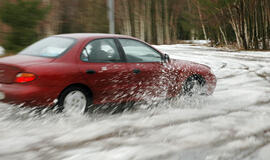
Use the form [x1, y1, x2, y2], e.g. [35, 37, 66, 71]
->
[15, 73, 36, 83]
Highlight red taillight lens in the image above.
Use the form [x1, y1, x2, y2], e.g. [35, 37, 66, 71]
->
[15, 73, 36, 83]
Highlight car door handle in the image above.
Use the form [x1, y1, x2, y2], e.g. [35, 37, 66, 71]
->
[133, 69, 141, 74]
[86, 70, 96, 74]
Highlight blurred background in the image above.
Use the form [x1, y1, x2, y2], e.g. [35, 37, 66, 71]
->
[0, 0, 269, 54]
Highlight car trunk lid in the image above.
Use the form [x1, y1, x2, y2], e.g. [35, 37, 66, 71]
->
[0, 55, 54, 84]
[0, 64, 22, 83]
[0, 55, 54, 67]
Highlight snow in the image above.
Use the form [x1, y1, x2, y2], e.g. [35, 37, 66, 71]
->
[182, 40, 211, 45]
[0, 46, 5, 55]
[0, 44, 270, 160]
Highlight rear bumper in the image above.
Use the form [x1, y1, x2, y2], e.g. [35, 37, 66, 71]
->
[0, 83, 60, 107]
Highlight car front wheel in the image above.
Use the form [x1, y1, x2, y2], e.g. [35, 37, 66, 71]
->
[182, 75, 206, 96]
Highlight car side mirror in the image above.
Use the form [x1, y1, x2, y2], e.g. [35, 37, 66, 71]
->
[163, 54, 170, 63]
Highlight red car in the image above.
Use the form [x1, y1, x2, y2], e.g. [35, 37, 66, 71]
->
[0, 33, 216, 113]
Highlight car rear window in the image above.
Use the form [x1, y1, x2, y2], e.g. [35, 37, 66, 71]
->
[19, 37, 76, 58]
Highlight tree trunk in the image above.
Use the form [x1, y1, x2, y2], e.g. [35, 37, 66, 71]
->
[133, 0, 140, 38]
[228, 5, 241, 48]
[145, 0, 152, 43]
[155, 1, 163, 44]
[240, 0, 248, 49]
[163, 0, 170, 44]
[197, 0, 207, 40]
[219, 26, 228, 46]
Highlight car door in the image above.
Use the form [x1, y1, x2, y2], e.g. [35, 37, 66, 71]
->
[78, 38, 131, 104]
[117, 38, 167, 100]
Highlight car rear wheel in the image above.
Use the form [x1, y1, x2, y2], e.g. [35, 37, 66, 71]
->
[182, 75, 206, 96]
[58, 86, 92, 115]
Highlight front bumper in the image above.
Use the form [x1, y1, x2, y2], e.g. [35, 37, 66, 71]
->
[205, 73, 217, 95]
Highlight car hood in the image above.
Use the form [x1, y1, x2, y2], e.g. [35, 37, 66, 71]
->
[0, 55, 54, 67]
[170, 59, 211, 70]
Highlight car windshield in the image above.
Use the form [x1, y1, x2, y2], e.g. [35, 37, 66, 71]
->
[19, 37, 76, 58]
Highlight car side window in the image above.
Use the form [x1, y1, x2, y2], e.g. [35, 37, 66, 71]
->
[119, 39, 162, 63]
[81, 39, 121, 62]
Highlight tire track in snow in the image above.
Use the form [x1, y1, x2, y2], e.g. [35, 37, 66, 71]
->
[202, 126, 270, 160]
[0, 108, 252, 157]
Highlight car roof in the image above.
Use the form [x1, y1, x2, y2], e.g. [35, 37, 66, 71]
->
[55, 33, 133, 40]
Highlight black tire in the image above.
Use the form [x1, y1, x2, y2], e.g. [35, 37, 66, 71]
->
[57, 86, 92, 114]
[182, 75, 206, 96]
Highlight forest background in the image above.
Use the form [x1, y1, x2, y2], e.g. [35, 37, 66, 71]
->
[0, 0, 269, 53]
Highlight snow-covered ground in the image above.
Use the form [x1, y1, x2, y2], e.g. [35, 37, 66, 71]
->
[0, 44, 270, 160]
[182, 40, 211, 45]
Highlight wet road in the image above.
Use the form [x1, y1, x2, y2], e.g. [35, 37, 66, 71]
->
[1, 44, 270, 160]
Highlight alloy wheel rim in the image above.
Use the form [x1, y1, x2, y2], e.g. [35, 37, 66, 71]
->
[189, 80, 207, 95]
